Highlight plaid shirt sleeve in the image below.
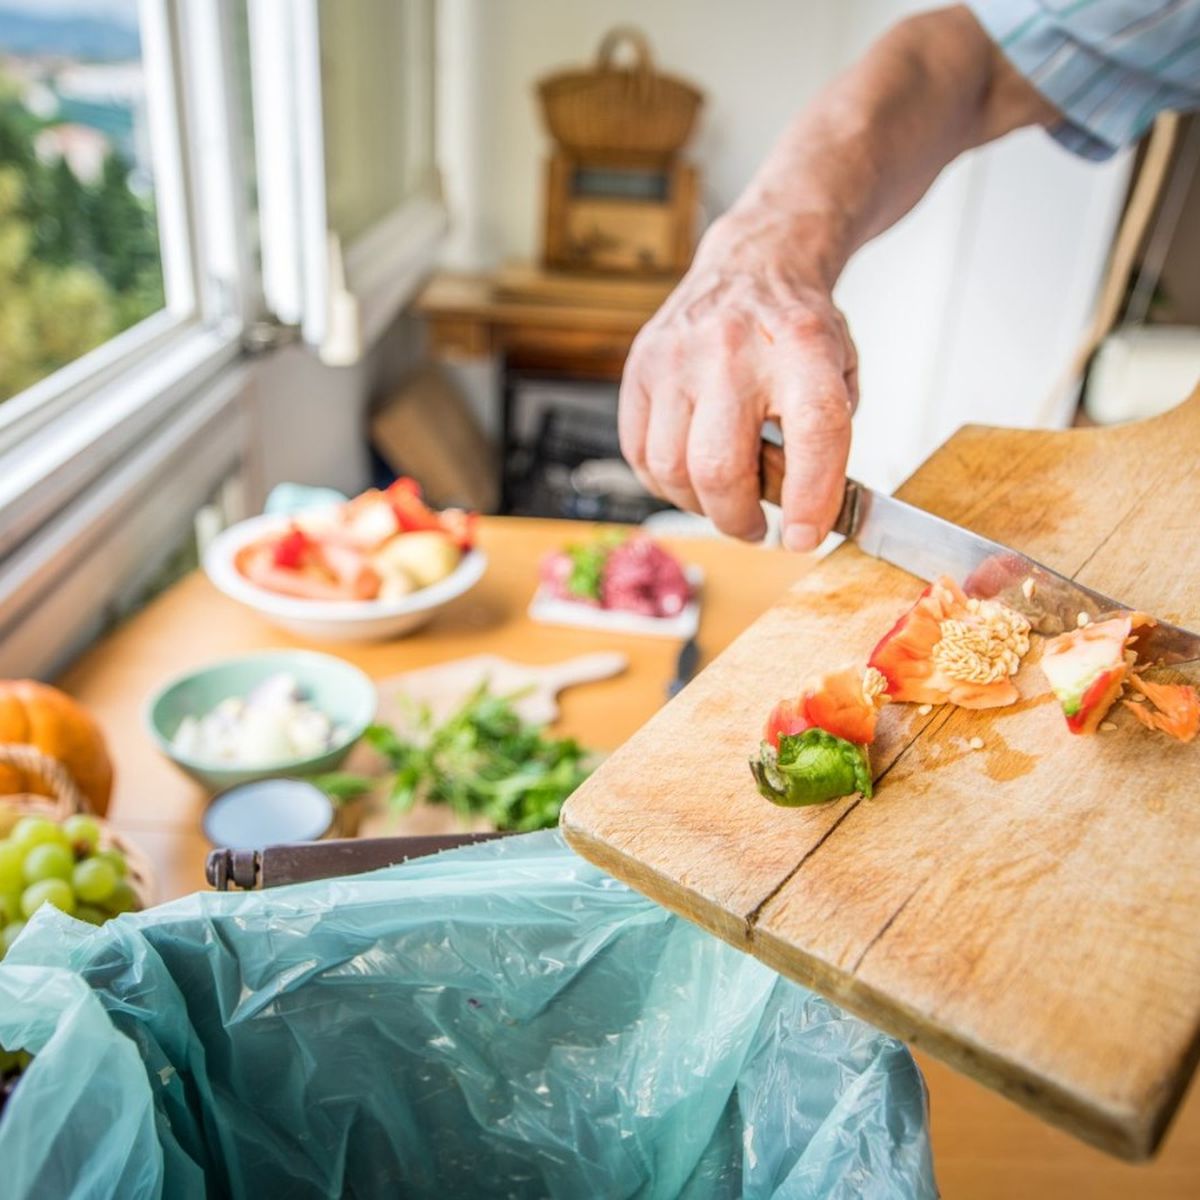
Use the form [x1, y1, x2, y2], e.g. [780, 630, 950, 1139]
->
[968, 0, 1200, 159]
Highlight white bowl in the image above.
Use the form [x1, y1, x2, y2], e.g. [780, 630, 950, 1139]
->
[204, 513, 488, 642]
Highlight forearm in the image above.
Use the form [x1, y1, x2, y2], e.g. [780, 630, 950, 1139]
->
[620, 5, 1062, 550]
[707, 5, 1059, 287]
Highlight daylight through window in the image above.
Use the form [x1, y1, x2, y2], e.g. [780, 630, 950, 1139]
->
[0, 0, 165, 405]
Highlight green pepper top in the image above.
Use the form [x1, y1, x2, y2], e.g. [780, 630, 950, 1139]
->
[750, 728, 873, 807]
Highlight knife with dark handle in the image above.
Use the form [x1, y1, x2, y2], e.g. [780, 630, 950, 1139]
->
[759, 440, 1200, 664]
[205, 832, 513, 891]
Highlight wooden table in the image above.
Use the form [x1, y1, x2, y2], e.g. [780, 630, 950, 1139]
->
[59, 519, 797, 897]
[57, 516, 1200, 1197]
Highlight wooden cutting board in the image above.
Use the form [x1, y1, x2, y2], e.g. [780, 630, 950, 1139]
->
[561, 387, 1200, 1161]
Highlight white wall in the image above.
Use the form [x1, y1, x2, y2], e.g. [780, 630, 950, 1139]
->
[250, 313, 424, 496]
[437, 0, 1132, 492]
[442, 0, 844, 262]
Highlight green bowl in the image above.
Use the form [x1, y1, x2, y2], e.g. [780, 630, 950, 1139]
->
[146, 651, 377, 792]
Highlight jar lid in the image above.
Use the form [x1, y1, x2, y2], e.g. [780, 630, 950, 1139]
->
[203, 778, 333, 849]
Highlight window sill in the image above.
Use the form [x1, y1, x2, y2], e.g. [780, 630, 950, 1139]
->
[321, 193, 449, 366]
[0, 322, 242, 561]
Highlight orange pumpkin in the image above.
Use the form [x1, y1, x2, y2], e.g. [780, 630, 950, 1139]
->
[0, 681, 114, 815]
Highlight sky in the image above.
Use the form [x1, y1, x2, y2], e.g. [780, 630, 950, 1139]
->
[0, 0, 138, 24]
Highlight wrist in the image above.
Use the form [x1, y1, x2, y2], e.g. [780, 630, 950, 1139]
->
[696, 207, 848, 293]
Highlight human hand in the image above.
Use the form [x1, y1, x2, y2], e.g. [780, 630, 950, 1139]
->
[619, 216, 858, 551]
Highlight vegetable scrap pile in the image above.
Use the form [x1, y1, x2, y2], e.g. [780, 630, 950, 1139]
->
[540, 531, 691, 618]
[752, 575, 1198, 809]
[236, 478, 476, 603]
[318, 686, 593, 832]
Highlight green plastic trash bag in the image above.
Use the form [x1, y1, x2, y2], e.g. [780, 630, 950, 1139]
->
[0, 966, 167, 1198]
[0, 831, 936, 1199]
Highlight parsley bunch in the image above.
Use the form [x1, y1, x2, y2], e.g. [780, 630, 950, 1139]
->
[316, 685, 593, 832]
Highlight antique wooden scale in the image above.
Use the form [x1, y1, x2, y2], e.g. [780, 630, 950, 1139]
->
[537, 28, 704, 277]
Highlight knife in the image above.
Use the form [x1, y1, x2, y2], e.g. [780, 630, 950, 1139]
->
[666, 637, 701, 699]
[206, 833, 512, 890]
[759, 441, 1200, 664]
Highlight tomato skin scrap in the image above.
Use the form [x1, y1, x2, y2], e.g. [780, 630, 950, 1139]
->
[1040, 615, 1134, 735]
[868, 576, 1022, 709]
[1122, 677, 1200, 743]
[763, 666, 885, 749]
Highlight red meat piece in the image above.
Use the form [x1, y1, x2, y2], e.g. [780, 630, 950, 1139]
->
[601, 538, 690, 618]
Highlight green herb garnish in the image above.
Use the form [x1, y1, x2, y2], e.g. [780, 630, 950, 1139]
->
[564, 530, 627, 601]
[318, 684, 593, 832]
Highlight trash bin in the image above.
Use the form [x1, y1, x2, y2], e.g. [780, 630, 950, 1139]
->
[0, 831, 936, 1199]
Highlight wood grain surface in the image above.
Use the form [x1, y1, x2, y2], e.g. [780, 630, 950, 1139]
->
[561, 387, 1200, 1161]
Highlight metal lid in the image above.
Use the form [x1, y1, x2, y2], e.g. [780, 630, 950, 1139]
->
[202, 777, 333, 850]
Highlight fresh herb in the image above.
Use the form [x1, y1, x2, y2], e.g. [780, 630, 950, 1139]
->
[317, 685, 593, 832]
[565, 531, 626, 601]
[308, 772, 376, 803]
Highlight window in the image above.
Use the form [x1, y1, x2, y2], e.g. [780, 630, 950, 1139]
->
[0, 0, 443, 678]
[248, 0, 443, 363]
[0, 0, 172, 404]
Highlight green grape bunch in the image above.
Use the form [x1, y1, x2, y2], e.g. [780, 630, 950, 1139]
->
[0, 814, 136, 958]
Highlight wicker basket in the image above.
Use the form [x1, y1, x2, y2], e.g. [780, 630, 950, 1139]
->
[538, 27, 704, 163]
[0, 744, 155, 909]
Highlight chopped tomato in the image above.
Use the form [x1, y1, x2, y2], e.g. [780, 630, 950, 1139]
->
[386, 477, 444, 534]
[1123, 677, 1200, 743]
[439, 508, 477, 551]
[240, 535, 379, 602]
[272, 527, 313, 570]
[238, 544, 353, 601]
[337, 490, 401, 549]
[317, 542, 381, 601]
[764, 666, 886, 749]
[867, 576, 1026, 708]
[1040, 616, 1135, 735]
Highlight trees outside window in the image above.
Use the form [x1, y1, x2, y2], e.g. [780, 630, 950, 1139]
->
[0, 16, 164, 404]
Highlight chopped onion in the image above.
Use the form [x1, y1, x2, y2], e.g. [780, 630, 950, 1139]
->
[171, 672, 346, 765]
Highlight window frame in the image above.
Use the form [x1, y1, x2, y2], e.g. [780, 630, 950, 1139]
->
[247, 0, 445, 365]
[0, 0, 259, 676]
[0, 0, 251, 548]
[0, 0, 443, 676]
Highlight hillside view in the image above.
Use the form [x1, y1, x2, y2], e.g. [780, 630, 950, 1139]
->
[0, 0, 163, 405]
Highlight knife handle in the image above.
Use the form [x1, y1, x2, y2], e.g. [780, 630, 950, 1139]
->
[759, 440, 861, 539]
[759, 440, 786, 507]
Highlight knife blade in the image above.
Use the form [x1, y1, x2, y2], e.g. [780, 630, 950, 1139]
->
[666, 636, 701, 699]
[759, 441, 1200, 664]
